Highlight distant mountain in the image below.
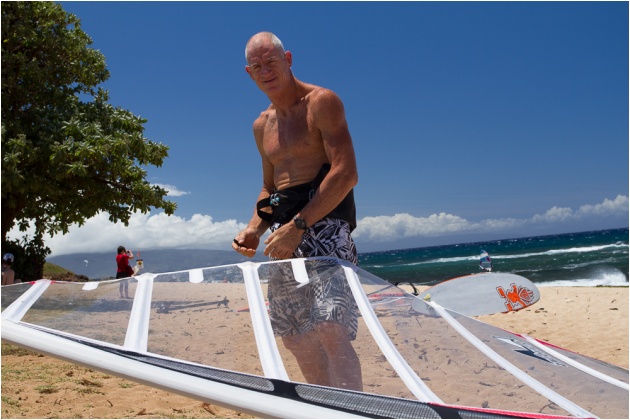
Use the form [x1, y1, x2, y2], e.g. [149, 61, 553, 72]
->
[47, 249, 266, 280]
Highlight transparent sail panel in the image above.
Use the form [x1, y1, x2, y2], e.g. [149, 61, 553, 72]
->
[147, 267, 263, 376]
[257, 259, 415, 398]
[352, 267, 573, 417]
[20, 280, 134, 345]
[1, 282, 36, 311]
[457, 314, 629, 419]
[3, 258, 627, 419]
[548, 343, 629, 383]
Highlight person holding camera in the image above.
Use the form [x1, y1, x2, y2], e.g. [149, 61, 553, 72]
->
[115, 246, 134, 298]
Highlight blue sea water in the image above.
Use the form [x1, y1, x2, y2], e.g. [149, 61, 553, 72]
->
[358, 228, 629, 287]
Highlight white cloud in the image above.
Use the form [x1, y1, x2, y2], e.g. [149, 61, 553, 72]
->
[10, 212, 246, 256]
[531, 194, 628, 223]
[355, 195, 628, 243]
[353, 212, 476, 242]
[8, 195, 627, 255]
[153, 183, 191, 197]
[353, 213, 528, 242]
[531, 206, 575, 223]
[576, 194, 629, 217]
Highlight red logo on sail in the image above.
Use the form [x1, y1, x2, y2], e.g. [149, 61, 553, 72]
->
[496, 283, 536, 311]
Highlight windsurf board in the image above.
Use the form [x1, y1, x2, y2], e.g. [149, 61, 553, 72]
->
[419, 272, 540, 316]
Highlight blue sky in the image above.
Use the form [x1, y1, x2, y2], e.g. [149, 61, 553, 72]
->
[13, 1, 628, 256]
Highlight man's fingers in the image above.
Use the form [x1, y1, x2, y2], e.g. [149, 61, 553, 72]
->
[241, 248, 255, 258]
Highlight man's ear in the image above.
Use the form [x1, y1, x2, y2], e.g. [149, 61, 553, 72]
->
[245, 65, 252, 76]
[285, 51, 292, 67]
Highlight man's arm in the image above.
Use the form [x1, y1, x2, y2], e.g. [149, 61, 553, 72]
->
[261, 89, 358, 260]
[234, 116, 273, 257]
[249, 116, 275, 237]
[295, 89, 358, 227]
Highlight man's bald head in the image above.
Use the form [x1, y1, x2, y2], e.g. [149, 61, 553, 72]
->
[245, 32, 285, 63]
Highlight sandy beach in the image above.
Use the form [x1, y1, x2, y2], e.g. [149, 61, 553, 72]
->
[1, 285, 627, 419]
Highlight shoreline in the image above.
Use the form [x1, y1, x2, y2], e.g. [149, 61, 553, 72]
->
[1, 285, 627, 419]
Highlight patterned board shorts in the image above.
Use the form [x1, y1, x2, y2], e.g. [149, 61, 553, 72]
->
[267, 218, 359, 340]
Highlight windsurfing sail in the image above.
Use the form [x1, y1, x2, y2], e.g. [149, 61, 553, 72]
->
[480, 250, 493, 271]
[2, 258, 627, 419]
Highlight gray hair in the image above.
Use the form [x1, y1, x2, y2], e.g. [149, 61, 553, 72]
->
[245, 32, 285, 61]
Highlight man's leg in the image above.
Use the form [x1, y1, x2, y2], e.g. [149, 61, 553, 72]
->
[313, 321, 363, 391]
[282, 324, 362, 391]
[282, 330, 331, 386]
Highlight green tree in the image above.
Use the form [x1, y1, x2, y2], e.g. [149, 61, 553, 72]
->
[1, 2, 176, 278]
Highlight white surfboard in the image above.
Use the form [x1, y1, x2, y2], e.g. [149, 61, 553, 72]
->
[419, 272, 540, 316]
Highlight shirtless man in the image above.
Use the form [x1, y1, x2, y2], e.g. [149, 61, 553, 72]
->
[233, 32, 362, 391]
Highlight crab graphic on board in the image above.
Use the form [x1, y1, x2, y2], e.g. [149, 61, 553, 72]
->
[496, 283, 537, 312]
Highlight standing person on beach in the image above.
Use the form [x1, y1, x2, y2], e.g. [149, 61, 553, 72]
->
[115, 246, 134, 298]
[232, 32, 362, 391]
[1, 253, 16, 285]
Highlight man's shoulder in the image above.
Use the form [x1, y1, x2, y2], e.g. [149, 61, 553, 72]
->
[307, 86, 345, 121]
[253, 105, 274, 128]
[306, 84, 338, 101]
[306, 85, 343, 108]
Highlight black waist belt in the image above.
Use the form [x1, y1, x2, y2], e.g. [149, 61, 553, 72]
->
[256, 164, 356, 231]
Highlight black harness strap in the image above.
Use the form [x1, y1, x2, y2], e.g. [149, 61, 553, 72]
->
[256, 164, 356, 231]
[256, 164, 330, 225]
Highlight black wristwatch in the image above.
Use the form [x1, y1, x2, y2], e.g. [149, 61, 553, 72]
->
[293, 216, 308, 230]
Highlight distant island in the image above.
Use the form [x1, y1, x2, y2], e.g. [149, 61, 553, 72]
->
[48, 249, 266, 281]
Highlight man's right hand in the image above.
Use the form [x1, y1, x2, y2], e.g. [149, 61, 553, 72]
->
[233, 228, 260, 258]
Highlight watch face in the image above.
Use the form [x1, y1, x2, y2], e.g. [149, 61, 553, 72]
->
[294, 217, 307, 230]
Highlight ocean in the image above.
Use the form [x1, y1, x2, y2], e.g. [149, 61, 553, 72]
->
[358, 228, 629, 287]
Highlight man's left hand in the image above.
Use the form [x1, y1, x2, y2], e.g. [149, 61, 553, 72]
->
[263, 224, 303, 259]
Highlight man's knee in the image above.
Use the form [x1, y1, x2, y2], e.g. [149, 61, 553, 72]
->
[282, 330, 316, 353]
[314, 322, 353, 350]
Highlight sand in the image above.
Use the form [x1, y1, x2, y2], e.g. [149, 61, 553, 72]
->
[1, 285, 627, 419]
[475, 286, 629, 369]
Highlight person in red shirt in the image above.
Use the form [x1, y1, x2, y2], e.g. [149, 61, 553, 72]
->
[116, 246, 134, 298]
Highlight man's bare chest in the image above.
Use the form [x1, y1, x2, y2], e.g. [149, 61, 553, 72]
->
[262, 113, 321, 159]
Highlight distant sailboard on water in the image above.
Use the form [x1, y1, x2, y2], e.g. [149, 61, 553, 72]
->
[479, 250, 493, 272]
[1, 257, 627, 418]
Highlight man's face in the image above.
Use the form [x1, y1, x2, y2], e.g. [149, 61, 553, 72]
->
[245, 41, 292, 95]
